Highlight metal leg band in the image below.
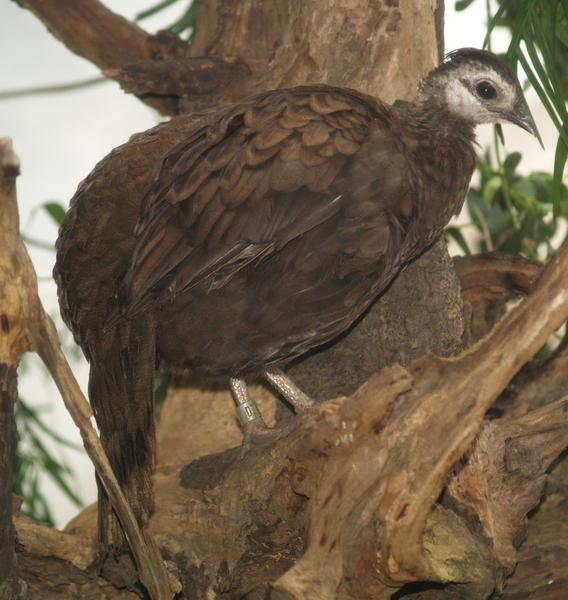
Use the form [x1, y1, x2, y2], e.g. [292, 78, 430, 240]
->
[235, 400, 262, 426]
[230, 377, 263, 426]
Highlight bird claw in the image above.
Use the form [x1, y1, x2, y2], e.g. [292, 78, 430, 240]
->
[240, 418, 285, 457]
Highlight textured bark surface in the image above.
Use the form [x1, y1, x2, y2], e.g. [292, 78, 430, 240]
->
[0, 133, 175, 600]
[7, 1, 568, 599]
[0, 139, 31, 600]
[0, 367, 28, 600]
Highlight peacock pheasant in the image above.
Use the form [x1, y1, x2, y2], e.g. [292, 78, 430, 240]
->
[54, 48, 535, 560]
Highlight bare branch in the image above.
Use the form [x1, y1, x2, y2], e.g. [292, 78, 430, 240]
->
[0, 138, 177, 600]
[0, 139, 33, 600]
[15, 0, 151, 70]
[453, 252, 542, 340]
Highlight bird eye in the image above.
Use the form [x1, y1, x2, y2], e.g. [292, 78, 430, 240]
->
[476, 81, 497, 100]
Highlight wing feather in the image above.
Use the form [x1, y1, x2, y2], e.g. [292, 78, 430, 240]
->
[118, 85, 393, 319]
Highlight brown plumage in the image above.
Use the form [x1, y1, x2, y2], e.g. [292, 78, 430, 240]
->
[54, 49, 535, 558]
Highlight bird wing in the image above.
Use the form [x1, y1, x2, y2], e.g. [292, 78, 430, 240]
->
[118, 85, 394, 318]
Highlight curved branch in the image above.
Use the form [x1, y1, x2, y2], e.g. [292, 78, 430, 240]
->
[16, 0, 151, 69]
[14, 0, 252, 115]
[453, 252, 542, 340]
[0, 138, 177, 600]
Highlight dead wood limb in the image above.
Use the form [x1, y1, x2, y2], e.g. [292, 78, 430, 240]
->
[145, 331, 568, 598]
[505, 342, 568, 418]
[453, 252, 541, 294]
[13, 512, 138, 600]
[0, 366, 29, 600]
[368, 242, 568, 586]
[16, 0, 442, 117]
[501, 453, 568, 599]
[146, 258, 568, 598]
[270, 242, 568, 596]
[453, 252, 542, 340]
[447, 397, 568, 588]
[106, 56, 251, 97]
[0, 138, 177, 600]
[15, 0, 150, 69]
[14, 0, 249, 115]
[14, 0, 186, 115]
[0, 138, 31, 600]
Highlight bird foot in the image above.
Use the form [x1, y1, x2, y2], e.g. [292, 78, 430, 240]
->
[240, 418, 284, 457]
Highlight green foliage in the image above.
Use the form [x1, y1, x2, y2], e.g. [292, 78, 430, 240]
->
[451, 0, 568, 258]
[447, 149, 568, 257]
[13, 395, 84, 526]
[486, 0, 568, 216]
[22, 200, 67, 253]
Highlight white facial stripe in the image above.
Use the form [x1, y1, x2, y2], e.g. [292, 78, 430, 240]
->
[444, 65, 517, 124]
[445, 78, 487, 122]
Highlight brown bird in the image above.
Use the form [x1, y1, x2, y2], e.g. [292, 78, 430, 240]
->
[54, 48, 535, 561]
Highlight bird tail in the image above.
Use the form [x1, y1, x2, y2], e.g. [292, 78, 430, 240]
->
[87, 317, 156, 557]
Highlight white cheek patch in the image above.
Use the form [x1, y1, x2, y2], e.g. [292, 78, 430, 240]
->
[444, 66, 517, 125]
[445, 78, 489, 123]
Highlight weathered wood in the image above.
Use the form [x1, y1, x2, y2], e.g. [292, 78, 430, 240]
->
[0, 138, 30, 600]
[0, 137, 177, 600]
[0, 367, 28, 600]
[15, 0, 151, 69]
[453, 252, 542, 340]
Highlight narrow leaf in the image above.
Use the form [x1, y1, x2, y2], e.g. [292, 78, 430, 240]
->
[41, 202, 67, 226]
[136, 0, 182, 21]
[444, 226, 472, 255]
[552, 136, 568, 218]
[455, 0, 476, 10]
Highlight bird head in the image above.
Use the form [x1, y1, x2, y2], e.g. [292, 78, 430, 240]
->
[421, 48, 536, 135]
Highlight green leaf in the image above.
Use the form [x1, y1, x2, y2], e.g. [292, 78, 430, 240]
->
[503, 152, 522, 179]
[518, 53, 565, 147]
[524, 22, 564, 114]
[552, 136, 568, 217]
[455, 0, 476, 10]
[482, 176, 503, 206]
[483, 1, 511, 50]
[444, 226, 472, 255]
[495, 124, 505, 146]
[14, 394, 85, 523]
[41, 202, 66, 226]
[17, 399, 83, 451]
[136, 0, 182, 21]
[556, 21, 568, 48]
[512, 177, 537, 199]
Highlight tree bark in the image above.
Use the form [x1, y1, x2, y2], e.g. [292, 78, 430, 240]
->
[0, 138, 31, 600]
[7, 1, 568, 599]
[0, 367, 28, 600]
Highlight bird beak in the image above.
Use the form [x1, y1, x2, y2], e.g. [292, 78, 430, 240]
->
[502, 107, 537, 136]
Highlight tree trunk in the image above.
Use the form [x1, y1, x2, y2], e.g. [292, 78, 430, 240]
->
[6, 1, 568, 599]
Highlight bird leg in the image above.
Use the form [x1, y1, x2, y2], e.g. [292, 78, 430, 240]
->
[230, 369, 314, 453]
[229, 376, 267, 434]
[263, 367, 315, 412]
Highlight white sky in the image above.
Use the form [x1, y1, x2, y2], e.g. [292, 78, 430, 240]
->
[0, 1, 559, 528]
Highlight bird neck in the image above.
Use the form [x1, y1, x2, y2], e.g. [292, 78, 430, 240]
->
[390, 95, 477, 173]
[403, 94, 477, 146]
[388, 95, 478, 232]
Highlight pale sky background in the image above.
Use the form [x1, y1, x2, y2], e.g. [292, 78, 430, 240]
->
[0, 0, 559, 528]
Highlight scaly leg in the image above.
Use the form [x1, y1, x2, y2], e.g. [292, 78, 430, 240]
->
[229, 376, 269, 437]
[263, 367, 315, 412]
